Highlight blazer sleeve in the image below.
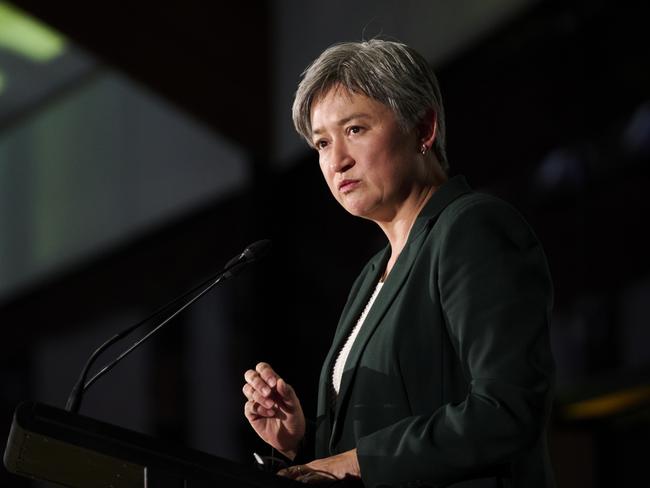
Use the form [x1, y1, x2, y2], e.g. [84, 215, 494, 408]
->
[355, 197, 555, 487]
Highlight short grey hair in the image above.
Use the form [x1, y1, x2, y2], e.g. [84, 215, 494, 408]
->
[292, 39, 448, 172]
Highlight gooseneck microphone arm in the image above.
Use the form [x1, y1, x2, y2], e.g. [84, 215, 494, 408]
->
[65, 239, 271, 414]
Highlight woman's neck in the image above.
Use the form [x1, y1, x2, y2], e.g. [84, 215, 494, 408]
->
[377, 183, 437, 279]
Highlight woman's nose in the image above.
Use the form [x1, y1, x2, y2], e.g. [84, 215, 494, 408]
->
[330, 141, 355, 173]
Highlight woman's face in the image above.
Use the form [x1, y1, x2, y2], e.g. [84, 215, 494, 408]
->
[310, 86, 426, 222]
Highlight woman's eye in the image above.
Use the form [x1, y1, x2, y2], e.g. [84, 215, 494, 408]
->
[348, 126, 362, 135]
[315, 140, 328, 150]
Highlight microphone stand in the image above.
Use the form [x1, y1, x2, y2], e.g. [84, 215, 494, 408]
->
[65, 239, 271, 413]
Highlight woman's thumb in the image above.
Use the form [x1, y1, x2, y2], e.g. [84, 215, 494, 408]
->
[277, 378, 297, 403]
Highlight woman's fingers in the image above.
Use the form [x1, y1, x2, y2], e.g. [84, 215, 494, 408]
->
[277, 465, 305, 480]
[244, 363, 297, 410]
[244, 369, 273, 397]
[243, 363, 302, 424]
[256, 362, 278, 388]
[244, 362, 281, 399]
[242, 383, 275, 409]
[276, 378, 298, 407]
[278, 465, 330, 483]
[244, 400, 276, 420]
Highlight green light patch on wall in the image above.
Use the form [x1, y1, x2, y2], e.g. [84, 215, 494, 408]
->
[0, 2, 66, 62]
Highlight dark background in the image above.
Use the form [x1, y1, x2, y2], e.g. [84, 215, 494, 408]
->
[1, 1, 649, 486]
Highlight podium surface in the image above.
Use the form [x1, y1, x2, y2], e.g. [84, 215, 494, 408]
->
[4, 401, 301, 487]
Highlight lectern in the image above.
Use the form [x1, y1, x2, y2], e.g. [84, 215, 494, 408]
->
[4, 401, 301, 487]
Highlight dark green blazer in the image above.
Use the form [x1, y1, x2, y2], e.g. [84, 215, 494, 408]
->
[315, 176, 555, 488]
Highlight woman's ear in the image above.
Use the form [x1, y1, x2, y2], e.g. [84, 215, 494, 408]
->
[418, 109, 438, 151]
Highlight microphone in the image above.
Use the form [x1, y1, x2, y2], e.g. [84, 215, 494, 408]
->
[224, 239, 271, 277]
[65, 239, 271, 413]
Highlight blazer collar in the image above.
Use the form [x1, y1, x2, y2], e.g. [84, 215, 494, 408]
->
[319, 175, 472, 451]
[410, 174, 472, 237]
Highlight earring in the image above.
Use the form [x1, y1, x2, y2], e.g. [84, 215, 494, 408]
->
[420, 144, 428, 155]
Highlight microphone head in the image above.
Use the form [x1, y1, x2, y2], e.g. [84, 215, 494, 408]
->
[224, 239, 272, 276]
[242, 239, 272, 262]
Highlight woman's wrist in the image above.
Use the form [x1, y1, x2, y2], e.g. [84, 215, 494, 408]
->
[277, 436, 305, 461]
[278, 447, 298, 461]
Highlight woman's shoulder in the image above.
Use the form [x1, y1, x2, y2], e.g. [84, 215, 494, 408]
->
[432, 190, 542, 254]
[438, 190, 531, 231]
[444, 190, 515, 216]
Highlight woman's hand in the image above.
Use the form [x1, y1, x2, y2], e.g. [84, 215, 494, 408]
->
[243, 362, 305, 460]
[278, 449, 361, 483]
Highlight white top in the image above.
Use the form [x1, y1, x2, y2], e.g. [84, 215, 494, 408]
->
[331, 281, 384, 395]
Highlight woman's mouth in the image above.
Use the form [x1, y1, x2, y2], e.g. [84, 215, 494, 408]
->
[339, 179, 360, 193]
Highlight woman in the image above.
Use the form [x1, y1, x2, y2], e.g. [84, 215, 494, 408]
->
[243, 40, 555, 487]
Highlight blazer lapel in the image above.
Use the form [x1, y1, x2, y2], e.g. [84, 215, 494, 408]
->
[328, 227, 429, 451]
[327, 175, 472, 452]
[317, 248, 389, 420]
